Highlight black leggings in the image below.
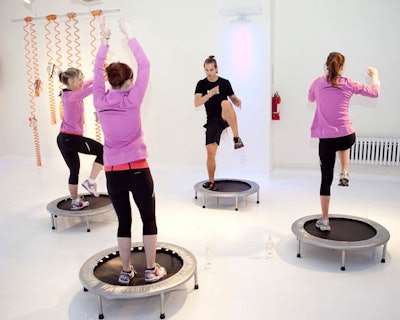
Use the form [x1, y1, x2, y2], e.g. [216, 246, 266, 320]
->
[57, 133, 104, 185]
[106, 168, 157, 238]
[319, 133, 356, 196]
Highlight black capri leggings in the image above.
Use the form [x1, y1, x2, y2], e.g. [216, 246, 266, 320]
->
[106, 168, 157, 238]
[57, 133, 104, 185]
[319, 133, 356, 196]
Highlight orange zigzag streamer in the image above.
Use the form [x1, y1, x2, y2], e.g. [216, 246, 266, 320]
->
[90, 10, 103, 144]
[24, 17, 42, 166]
[53, 18, 64, 122]
[65, 13, 75, 67]
[45, 15, 57, 124]
[73, 18, 82, 69]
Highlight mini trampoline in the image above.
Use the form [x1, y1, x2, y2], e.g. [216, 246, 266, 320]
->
[194, 179, 259, 211]
[291, 214, 390, 270]
[79, 242, 198, 319]
[46, 193, 113, 232]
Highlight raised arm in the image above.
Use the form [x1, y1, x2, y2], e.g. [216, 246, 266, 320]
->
[120, 18, 150, 106]
[92, 18, 110, 106]
[67, 82, 93, 101]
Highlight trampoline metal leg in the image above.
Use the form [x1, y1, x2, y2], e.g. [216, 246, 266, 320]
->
[202, 196, 206, 209]
[98, 295, 104, 319]
[85, 216, 91, 232]
[194, 268, 199, 289]
[235, 196, 238, 211]
[381, 243, 387, 263]
[296, 238, 301, 258]
[160, 292, 165, 319]
[256, 190, 260, 204]
[195, 190, 197, 199]
[341, 250, 346, 271]
[51, 214, 57, 230]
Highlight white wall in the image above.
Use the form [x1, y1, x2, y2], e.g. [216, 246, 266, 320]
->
[272, 0, 400, 168]
[1, 0, 398, 175]
[0, 0, 271, 177]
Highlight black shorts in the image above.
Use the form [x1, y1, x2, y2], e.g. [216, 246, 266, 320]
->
[204, 118, 229, 145]
[319, 133, 356, 153]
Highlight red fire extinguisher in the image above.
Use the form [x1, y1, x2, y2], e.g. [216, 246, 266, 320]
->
[272, 91, 281, 120]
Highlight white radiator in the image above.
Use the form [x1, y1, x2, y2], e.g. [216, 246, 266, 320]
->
[349, 137, 400, 166]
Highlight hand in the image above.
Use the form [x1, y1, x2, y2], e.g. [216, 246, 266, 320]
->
[208, 86, 219, 97]
[233, 98, 241, 108]
[367, 67, 378, 78]
[367, 66, 379, 82]
[100, 16, 111, 40]
[230, 94, 241, 108]
[119, 17, 133, 39]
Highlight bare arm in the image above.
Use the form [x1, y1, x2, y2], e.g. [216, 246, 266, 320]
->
[229, 94, 242, 108]
[194, 93, 210, 107]
[194, 85, 219, 107]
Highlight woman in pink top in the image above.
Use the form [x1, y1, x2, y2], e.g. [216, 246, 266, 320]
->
[57, 68, 103, 210]
[94, 18, 166, 285]
[308, 52, 380, 231]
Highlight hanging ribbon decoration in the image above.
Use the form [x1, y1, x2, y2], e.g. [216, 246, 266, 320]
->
[23, 17, 42, 166]
[65, 12, 82, 69]
[90, 10, 104, 144]
[44, 15, 58, 124]
[53, 16, 63, 122]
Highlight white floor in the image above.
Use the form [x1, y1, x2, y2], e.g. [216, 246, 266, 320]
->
[1, 157, 400, 320]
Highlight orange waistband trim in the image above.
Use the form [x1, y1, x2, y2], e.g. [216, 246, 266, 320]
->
[104, 159, 148, 172]
[60, 131, 82, 136]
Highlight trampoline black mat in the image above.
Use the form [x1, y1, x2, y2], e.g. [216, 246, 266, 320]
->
[94, 247, 183, 286]
[304, 218, 377, 241]
[210, 180, 251, 192]
[57, 194, 111, 211]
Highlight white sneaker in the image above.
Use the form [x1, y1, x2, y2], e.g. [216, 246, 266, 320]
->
[82, 179, 99, 197]
[338, 171, 349, 186]
[71, 198, 90, 210]
[316, 218, 331, 231]
[144, 263, 167, 283]
[118, 266, 136, 286]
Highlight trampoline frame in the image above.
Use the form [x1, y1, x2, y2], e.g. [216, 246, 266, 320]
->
[46, 193, 113, 232]
[194, 178, 260, 211]
[291, 214, 390, 271]
[79, 242, 198, 319]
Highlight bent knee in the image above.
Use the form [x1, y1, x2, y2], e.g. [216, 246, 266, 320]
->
[221, 100, 232, 109]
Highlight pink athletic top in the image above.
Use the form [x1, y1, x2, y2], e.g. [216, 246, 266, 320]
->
[93, 38, 150, 166]
[308, 76, 380, 138]
[59, 80, 93, 135]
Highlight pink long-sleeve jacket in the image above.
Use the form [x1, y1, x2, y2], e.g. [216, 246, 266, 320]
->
[308, 76, 380, 138]
[93, 38, 150, 166]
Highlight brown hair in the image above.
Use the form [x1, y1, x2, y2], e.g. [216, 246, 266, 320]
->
[105, 62, 133, 89]
[58, 68, 82, 86]
[325, 52, 345, 87]
[203, 55, 218, 69]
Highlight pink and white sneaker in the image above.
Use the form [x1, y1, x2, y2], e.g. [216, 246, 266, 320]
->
[82, 179, 99, 197]
[144, 263, 167, 283]
[71, 198, 90, 210]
